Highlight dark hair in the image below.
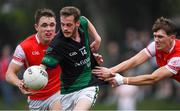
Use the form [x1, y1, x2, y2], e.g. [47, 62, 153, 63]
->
[152, 17, 177, 35]
[34, 8, 56, 24]
[60, 6, 81, 22]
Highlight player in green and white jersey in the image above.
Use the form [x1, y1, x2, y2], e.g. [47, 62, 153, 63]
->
[41, 6, 108, 110]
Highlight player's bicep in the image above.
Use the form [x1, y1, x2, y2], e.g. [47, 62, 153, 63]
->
[7, 62, 22, 75]
[6, 62, 22, 83]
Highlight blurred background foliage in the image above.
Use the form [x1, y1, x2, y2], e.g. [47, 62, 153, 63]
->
[1, 0, 180, 49]
[0, 0, 180, 110]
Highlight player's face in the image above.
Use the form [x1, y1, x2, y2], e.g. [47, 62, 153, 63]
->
[60, 15, 80, 38]
[153, 29, 173, 51]
[35, 16, 56, 44]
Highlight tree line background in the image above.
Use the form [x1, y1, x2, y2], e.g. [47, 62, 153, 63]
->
[1, 0, 180, 49]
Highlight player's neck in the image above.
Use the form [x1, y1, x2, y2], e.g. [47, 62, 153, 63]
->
[71, 31, 80, 42]
[163, 40, 175, 53]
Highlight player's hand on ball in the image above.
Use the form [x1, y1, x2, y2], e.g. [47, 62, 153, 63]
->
[92, 66, 115, 80]
[17, 79, 35, 95]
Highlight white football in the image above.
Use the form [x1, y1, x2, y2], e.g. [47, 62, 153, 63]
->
[23, 65, 48, 90]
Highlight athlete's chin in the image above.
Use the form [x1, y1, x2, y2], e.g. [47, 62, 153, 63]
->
[156, 46, 163, 50]
[44, 37, 53, 42]
[64, 34, 71, 38]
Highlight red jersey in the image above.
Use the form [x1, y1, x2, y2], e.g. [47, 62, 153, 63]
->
[12, 34, 61, 100]
[144, 39, 180, 82]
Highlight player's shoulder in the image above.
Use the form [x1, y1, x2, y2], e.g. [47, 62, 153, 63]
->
[174, 39, 180, 51]
[79, 16, 88, 27]
[79, 16, 87, 22]
[20, 34, 37, 48]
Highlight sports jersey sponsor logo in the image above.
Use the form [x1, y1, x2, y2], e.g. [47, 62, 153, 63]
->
[69, 51, 77, 56]
[75, 57, 90, 67]
[171, 59, 180, 66]
[32, 51, 40, 55]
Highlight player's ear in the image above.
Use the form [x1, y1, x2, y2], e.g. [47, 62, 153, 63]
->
[34, 24, 38, 31]
[76, 20, 80, 27]
[171, 35, 176, 39]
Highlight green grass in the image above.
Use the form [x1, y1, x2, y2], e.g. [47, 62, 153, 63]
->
[0, 97, 179, 110]
[91, 98, 180, 110]
[136, 98, 180, 110]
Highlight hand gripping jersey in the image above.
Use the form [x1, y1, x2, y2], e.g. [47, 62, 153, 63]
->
[12, 34, 61, 100]
[144, 40, 180, 82]
[42, 16, 108, 94]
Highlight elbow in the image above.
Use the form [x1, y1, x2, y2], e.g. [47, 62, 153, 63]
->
[95, 35, 101, 43]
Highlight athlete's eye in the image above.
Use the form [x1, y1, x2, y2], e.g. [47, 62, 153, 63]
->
[49, 23, 55, 27]
[41, 23, 48, 27]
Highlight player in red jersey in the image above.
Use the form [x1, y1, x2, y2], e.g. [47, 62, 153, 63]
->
[92, 17, 180, 86]
[5, 8, 62, 110]
[6, 8, 103, 110]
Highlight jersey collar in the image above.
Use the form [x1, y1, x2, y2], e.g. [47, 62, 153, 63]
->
[169, 40, 175, 53]
[35, 33, 40, 44]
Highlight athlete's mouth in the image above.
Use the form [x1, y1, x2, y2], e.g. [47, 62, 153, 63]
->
[45, 33, 52, 36]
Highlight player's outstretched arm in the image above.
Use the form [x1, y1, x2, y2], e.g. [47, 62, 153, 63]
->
[92, 50, 150, 80]
[110, 49, 149, 73]
[108, 66, 174, 87]
[92, 66, 114, 80]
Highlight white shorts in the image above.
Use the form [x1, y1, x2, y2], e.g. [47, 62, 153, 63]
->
[60, 86, 99, 110]
[27, 91, 61, 111]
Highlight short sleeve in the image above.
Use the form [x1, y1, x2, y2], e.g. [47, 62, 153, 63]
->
[165, 57, 180, 75]
[144, 41, 156, 57]
[11, 45, 25, 66]
[79, 16, 88, 30]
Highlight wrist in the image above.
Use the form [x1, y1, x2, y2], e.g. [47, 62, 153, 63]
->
[123, 77, 129, 85]
[109, 69, 113, 75]
[114, 73, 124, 85]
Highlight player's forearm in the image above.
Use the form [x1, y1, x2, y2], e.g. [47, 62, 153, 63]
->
[123, 74, 157, 85]
[110, 59, 135, 73]
[6, 72, 21, 87]
[110, 50, 149, 74]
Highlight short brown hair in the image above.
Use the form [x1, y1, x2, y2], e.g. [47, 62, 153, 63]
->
[60, 6, 81, 22]
[152, 17, 177, 35]
[34, 8, 56, 24]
